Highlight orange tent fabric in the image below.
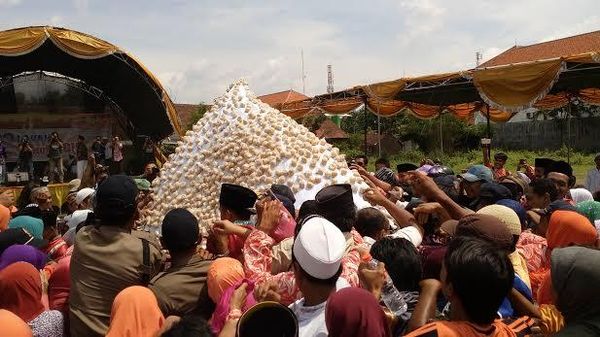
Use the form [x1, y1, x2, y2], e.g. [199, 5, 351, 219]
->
[280, 100, 321, 119]
[366, 99, 406, 117]
[320, 98, 364, 115]
[533, 93, 570, 110]
[579, 88, 600, 105]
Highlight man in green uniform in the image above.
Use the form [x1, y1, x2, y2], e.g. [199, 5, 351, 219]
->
[149, 208, 214, 318]
[69, 175, 163, 337]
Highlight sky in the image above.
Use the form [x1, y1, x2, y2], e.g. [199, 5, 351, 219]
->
[1, 0, 599, 104]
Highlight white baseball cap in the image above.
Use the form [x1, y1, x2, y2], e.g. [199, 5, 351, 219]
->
[292, 216, 346, 279]
[63, 209, 93, 246]
[75, 188, 95, 206]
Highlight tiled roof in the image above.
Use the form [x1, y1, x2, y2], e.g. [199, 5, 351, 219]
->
[314, 119, 348, 139]
[174, 103, 200, 128]
[479, 30, 600, 67]
[257, 90, 310, 108]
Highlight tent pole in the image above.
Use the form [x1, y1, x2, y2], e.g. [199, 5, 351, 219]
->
[566, 97, 572, 164]
[439, 112, 444, 155]
[363, 97, 368, 157]
[377, 114, 381, 158]
[485, 104, 491, 139]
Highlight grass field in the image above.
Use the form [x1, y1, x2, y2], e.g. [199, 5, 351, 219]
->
[354, 148, 596, 186]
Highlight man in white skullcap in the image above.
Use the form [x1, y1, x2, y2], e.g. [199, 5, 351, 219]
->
[585, 153, 600, 194]
[289, 216, 348, 337]
[243, 186, 363, 305]
[75, 187, 95, 210]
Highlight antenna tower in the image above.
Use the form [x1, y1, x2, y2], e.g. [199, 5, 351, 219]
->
[327, 64, 334, 93]
[476, 52, 482, 66]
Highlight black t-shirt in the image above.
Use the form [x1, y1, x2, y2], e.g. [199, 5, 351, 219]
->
[19, 144, 33, 161]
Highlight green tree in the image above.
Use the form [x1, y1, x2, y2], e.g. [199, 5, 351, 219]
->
[187, 104, 210, 129]
[339, 108, 486, 154]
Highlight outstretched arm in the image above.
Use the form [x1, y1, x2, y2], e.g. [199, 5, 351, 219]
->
[408, 172, 472, 219]
[407, 279, 442, 332]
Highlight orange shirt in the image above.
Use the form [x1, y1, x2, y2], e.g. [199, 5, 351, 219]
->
[0, 204, 10, 231]
[405, 317, 535, 337]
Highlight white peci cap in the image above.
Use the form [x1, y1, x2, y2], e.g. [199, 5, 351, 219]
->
[292, 216, 346, 280]
[75, 188, 95, 206]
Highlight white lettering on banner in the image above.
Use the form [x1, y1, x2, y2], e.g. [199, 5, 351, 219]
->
[0, 128, 111, 162]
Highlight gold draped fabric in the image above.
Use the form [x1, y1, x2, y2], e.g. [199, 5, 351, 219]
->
[564, 52, 600, 64]
[0, 26, 184, 136]
[0, 27, 47, 55]
[278, 51, 600, 121]
[404, 71, 464, 85]
[362, 79, 406, 101]
[47, 29, 117, 58]
[472, 59, 565, 112]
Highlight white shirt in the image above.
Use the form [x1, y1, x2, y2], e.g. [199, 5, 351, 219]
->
[104, 143, 113, 159]
[289, 299, 328, 337]
[363, 236, 377, 249]
[586, 168, 600, 194]
[289, 279, 349, 337]
[388, 225, 423, 247]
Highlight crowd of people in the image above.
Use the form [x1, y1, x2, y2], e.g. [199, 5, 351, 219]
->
[0, 150, 599, 337]
[0, 133, 128, 185]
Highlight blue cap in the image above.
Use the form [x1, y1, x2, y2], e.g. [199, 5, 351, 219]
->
[460, 165, 493, 183]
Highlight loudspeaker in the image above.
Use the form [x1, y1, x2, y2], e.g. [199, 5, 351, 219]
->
[7, 172, 29, 183]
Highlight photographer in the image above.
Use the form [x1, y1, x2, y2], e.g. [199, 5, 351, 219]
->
[143, 136, 155, 165]
[76, 135, 89, 179]
[18, 136, 34, 180]
[137, 162, 159, 183]
[111, 136, 124, 174]
[0, 139, 6, 183]
[48, 132, 64, 183]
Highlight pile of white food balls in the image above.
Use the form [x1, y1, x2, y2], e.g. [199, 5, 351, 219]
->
[140, 79, 371, 234]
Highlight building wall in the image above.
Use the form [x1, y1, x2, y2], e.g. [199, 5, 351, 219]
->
[492, 117, 600, 151]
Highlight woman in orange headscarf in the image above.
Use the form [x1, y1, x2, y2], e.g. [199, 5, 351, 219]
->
[534, 210, 597, 305]
[0, 309, 33, 337]
[207, 257, 245, 304]
[0, 261, 64, 337]
[208, 257, 258, 335]
[105, 286, 165, 337]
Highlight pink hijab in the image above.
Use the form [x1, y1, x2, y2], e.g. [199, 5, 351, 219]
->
[210, 279, 257, 335]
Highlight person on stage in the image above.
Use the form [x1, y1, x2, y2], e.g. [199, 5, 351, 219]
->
[17, 136, 34, 180]
[76, 135, 89, 180]
[91, 136, 104, 164]
[112, 136, 124, 174]
[0, 139, 6, 184]
[47, 132, 64, 183]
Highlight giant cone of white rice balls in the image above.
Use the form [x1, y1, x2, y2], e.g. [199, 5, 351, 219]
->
[141, 80, 370, 232]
